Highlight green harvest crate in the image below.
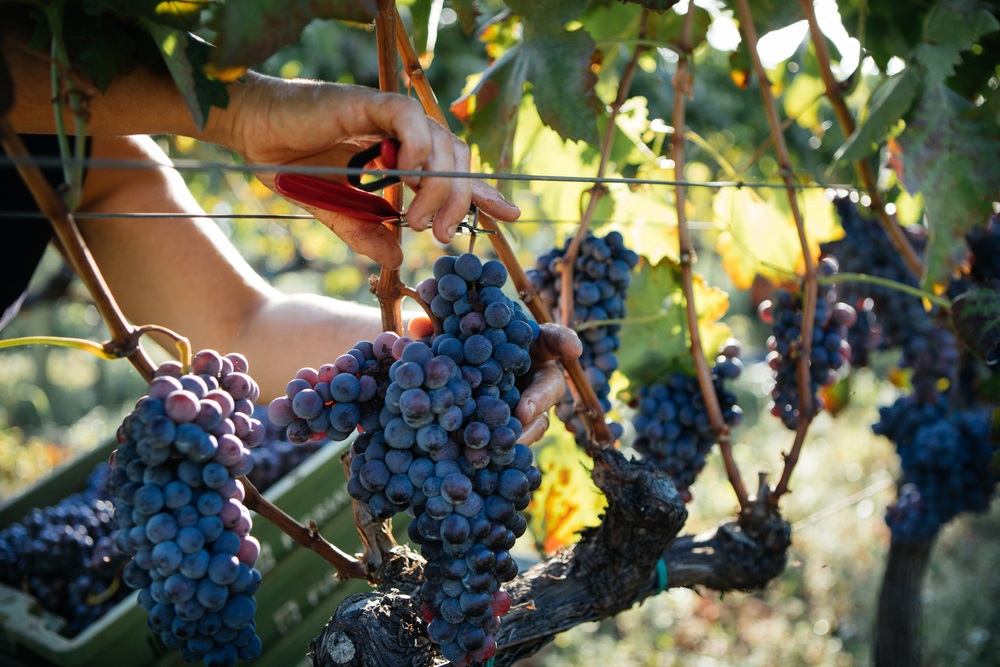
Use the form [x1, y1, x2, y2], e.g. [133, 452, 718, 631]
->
[0, 435, 399, 667]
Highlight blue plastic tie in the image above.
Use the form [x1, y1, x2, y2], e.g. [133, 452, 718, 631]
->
[655, 558, 668, 595]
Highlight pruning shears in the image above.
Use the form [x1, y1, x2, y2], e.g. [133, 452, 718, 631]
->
[274, 138, 489, 234]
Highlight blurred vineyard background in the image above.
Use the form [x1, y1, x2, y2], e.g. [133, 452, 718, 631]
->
[3, 2, 999, 665]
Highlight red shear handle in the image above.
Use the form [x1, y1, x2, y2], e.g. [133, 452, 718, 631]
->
[347, 138, 401, 191]
[274, 173, 403, 224]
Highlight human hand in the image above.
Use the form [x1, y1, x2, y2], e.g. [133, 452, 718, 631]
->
[514, 324, 583, 446]
[404, 319, 581, 446]
[224, 74, 520, 268]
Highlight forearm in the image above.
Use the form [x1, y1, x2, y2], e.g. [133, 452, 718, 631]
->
[79, 136, 395, 400]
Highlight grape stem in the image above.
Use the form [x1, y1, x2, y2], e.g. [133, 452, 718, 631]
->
[399, 284, 443, 333]
[818, 274, 951, 310]
[0, 119, 157, 382]
[0, 335, 118, 359]
[393, 7, 449, 128]
[239, 475, 368, 580]
[670, 7, 750, 511]
[359, 0, 408, 570]
[131, 324, 193, 368]
[799, 0, 925, 280]
[733, 0, 816, 505]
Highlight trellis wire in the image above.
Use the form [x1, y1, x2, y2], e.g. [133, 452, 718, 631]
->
[0, 210, 725, 228]
[0, 155, 861, 192]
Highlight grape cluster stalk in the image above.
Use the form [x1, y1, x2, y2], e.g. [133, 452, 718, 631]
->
[272, 253, 542, 666]
[108, 350, 265, 667]
[526, 231, 640, 443]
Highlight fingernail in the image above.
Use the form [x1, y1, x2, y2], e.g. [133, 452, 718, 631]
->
[447, 223, 459, 240]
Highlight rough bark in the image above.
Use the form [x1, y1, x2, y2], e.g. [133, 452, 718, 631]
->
[875, 538, 934, 667]
[308, 450, 791, 667]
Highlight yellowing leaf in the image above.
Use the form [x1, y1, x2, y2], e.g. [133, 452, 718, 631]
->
[528, 427, 606, 554]
[713, 187, 842, 289]
[783, 71, 825, 132]
[605, 184, 680, 266]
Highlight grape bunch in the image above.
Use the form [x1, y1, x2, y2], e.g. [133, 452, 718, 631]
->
[336, 253, 541, 665]
[0, 464, 130, 635]
[758, 259, 856, 430]
[875, 396, 998, 543]
[630, 342, 743, 501]
[820, 197, 936, 367]
[526, 231, 640, 443]
[266, 333, 398, 444]
[107, 350, 265, 667]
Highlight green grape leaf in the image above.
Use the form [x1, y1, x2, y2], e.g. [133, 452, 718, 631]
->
[838, 3, 924, 71]
[834, 68, 920, 163]
[580, 1, 645, 43]
[144, 23, 229, 130]
[894, 83, 1000, 289]
[208, 0, 377, 69]
[617, 258, 732, 389]
[520, 25, 600, 147]
[951, 286, 1000, 366]
[649, 4, 711, 50]
[451, 49, 527, 171]
[923, 0, 1000, 50]
[528, 426, 606, 555]
[453, 1, 600, 164]
[713, 186, 842, 291]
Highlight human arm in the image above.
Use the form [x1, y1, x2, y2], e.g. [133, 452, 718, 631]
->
[3, 23, 520, 268]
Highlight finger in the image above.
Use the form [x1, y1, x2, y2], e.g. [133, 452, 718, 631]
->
[514, 361, 567, 425]
[529, 323, 583, 367]
[354, 93, 433, 190]
[309, 207, 403, 269]
[405, 121, 459, 233]
[429, 138, 473, 244]
[518, 411, 550, 447]
[472, 180, 520, 223]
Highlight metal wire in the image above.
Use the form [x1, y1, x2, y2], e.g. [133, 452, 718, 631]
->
[0, 210, 724, 228]
[0, 154, 860, 193]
